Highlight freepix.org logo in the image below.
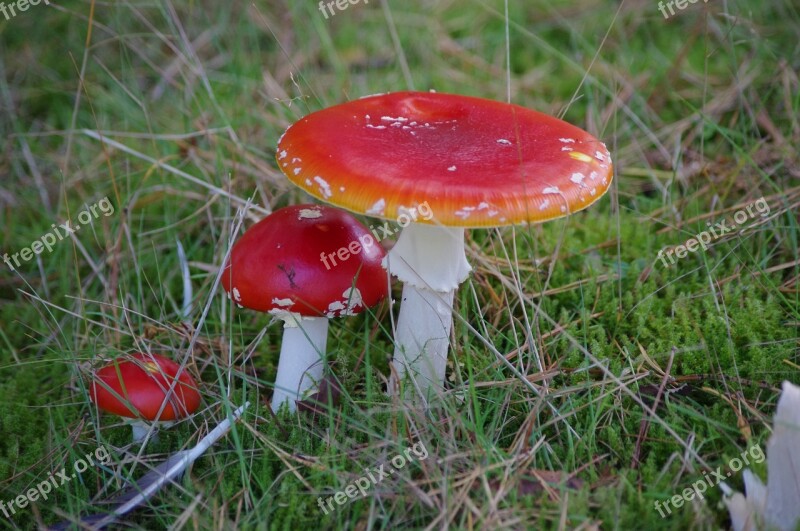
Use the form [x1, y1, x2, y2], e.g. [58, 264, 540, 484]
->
[653, 444, 765, 518]
[3, 197, 115, 271]
[320, 201, 434, 271]
[657, 197, 769, 268]
[658, 0, 711, 19]
[1, 445, 111, 520]
[318, 441, 429, 514]
[0, 0, 50, 21]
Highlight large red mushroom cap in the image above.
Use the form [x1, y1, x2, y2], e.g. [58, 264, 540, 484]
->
[276, 91, 612, 227]
[90, 353, 201, 422]
[221, 204, 388, 318]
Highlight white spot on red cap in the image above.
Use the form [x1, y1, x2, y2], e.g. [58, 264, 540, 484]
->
[474, 202, 498, 216]
[272, 297, 294, 307]
[366, 124, 387, 130]
[327, 288, 364, 317]
[342, 287, 363, 313]
[559, 138, 575, 143]
[326, 301, 345, 317]
[595, 150, 606, 162]
[560, 205, 567, 213]
[278, 150, 287, 159]
[570, 173, 585, 185]
[298, 208, 322, 220]
[448, 165, 457, 171]
[561, 146, 573, 151]
[293, 168, 302, 175]
[366, 198, 386, 216]
[232, 288, 242, 302]
[496, 139, 512, 146]
[542, 186, 560, 194]
[313, 176, 332, 199]
[455, 206, 476, 219]
[540, 199, 550, 210]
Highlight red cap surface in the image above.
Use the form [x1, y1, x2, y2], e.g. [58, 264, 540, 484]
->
[221, 204, 388, 317]
[277, 91, 612, 227]
[90, 353, 201, 421]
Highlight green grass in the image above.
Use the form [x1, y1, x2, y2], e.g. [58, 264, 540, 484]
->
[1, 0, 799, 529]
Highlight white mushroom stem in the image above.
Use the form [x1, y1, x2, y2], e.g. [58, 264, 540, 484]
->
[384, 223, 471, 400]
[128, 419, 175, 443]
[270, 315, 328, 413]
[130, 420, 149, 442]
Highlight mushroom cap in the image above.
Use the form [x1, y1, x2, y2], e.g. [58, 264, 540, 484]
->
[221, 204, 388, 317]
[277, 91, 612, 228]
[90, 353, 201, 421]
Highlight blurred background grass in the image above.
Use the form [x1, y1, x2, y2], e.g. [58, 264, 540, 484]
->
[0, 0, 798, 529]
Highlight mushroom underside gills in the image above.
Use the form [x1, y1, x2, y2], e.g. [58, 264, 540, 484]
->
[384, 223, 471, 399]
[270, 316, 329, 412]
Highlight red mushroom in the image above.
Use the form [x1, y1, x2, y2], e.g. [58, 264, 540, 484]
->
[276, 91, 613, 401]
[90, 353, 201, 442]
[221, 204, 388, 412]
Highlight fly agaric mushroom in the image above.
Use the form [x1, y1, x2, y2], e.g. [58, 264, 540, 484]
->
[276, 91, 613, 401]
[221, 204, 388, 412]
[90, 353, 201, 442]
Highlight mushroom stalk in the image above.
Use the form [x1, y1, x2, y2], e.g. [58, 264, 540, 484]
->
[271, 316, 328, 412]
[129, 419, 151, 443]
[391, 285, 454, 397]
[385, 223, 471, 400]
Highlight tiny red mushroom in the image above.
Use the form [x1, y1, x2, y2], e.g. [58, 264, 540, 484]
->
[276, 91, 613, 401]
[90, 353, 201, 442]
[221, 204, 388, 412]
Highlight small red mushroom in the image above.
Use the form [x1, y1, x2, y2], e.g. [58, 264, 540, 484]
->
[221, 204, 388, 412]
[90, 353, 201, 442]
